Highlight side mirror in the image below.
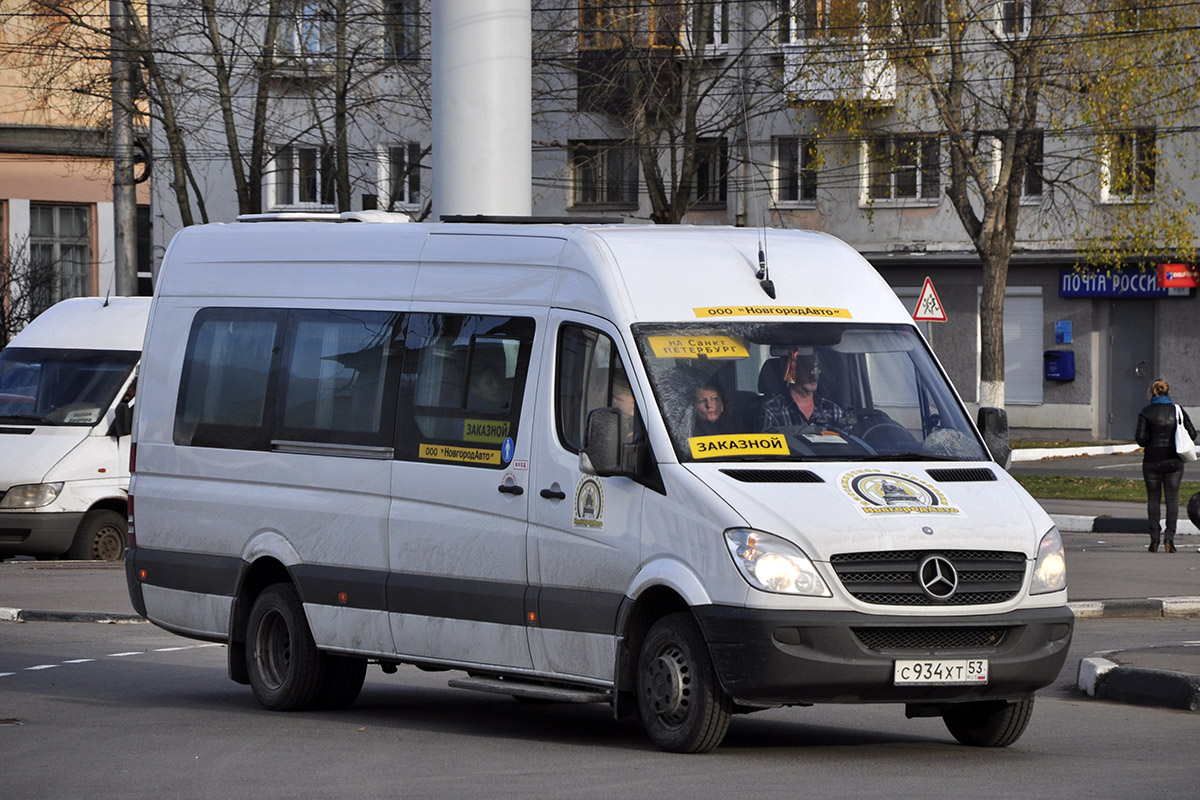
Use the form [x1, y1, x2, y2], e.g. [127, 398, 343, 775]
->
[109, 401, 133, 439]
[977, 406, 1012, 470]
[581, 407, 641, 478]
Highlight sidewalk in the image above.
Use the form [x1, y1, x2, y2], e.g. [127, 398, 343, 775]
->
[1021, 443, 1200, 711]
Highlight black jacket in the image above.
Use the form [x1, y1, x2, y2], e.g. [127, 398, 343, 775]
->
[1136, 401, 1197, 463]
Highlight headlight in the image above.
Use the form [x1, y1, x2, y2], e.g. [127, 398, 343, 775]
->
[1030, 526, 1067, 595]
[724, 528, 831, 597]
[0, 482, 64, 509]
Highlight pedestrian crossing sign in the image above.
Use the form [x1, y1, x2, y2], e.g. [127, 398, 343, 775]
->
[913, 277, 947, 322]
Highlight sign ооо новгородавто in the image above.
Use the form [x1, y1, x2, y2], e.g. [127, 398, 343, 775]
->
[1059, 266, 1196, 298]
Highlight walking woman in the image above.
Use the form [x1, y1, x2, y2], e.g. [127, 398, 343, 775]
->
[1135, 379, 1196, 552]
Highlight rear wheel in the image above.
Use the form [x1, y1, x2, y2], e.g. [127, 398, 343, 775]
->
[246, 584, 325, 711]
[66, 510, 127, 561]
[636, 613, 732, 754]
[316, 655, 367, 710]
[942, 698, 1034, 747]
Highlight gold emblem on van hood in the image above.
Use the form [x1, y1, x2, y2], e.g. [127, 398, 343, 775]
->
[838, 469, 964, 518]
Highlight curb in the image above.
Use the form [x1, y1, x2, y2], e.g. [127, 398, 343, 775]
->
[1051, 514, 1199, 536]
[1013, 444, 1142, 462]
[0, 607, 146, 624]
[1068, 597, 1200, 619]
[1077, 656, 1200, 712]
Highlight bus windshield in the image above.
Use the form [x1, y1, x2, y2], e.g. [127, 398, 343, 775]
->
[632, 322, 988, 463]
[0, 347, 138, 426]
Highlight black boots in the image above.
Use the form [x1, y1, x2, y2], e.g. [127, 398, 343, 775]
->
[1148, 541, 1159, 552]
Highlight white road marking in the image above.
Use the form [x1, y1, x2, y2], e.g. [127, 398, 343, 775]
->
[1, 644, 222, 680]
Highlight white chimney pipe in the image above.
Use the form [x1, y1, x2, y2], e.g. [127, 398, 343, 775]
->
[431, 0, 532, 220]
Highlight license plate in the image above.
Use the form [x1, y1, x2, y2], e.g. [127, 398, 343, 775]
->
[894, 659, 988, 685]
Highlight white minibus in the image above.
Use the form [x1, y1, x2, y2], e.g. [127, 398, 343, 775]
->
[1, 296, 148, 560]
[127, 216, 1072, 752]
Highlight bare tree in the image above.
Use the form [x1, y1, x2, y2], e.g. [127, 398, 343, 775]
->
[794, 0, 1200, 407]
[1, 237, 58, 346]
[535, 1, 794, 224]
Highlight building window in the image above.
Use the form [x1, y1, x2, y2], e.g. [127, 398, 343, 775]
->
[271, 145, 335, 208]
[1112, 0, 1153, 30]
[866, 134, 940, 202]
[569, 140, 639, 206]
[378, 143, 422, 209]
[694, 138, 728, 206]
[780, 0, 872, 40]
[578, 0, 682, 49]
[384, 0, 420, 60]
[276, 0, 334, 56]
[1103, 128, 1156, 201]
[1021, 131, 1043, 199]
[899, 0, 941, 38]
[29, 205, 91, 310]
[999, 0, 1030, 36]
[704, 0, 731, 46]
[776, 136, 818, 203]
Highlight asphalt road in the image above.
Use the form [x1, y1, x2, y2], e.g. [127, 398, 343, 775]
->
[2, 616, 1198, 799]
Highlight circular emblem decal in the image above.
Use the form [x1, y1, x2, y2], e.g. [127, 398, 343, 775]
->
[837, 469, 962, 517]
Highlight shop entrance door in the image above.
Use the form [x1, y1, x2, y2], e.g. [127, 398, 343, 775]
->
[1107, 300, 1155, 439]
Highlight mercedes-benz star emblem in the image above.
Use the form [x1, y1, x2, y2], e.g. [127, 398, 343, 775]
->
[918, 554, 958, 601]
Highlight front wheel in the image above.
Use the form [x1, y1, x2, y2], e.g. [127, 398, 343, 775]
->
[66, 509, 127, 561]
[636, 613, 732, 754]
[942, 698, 1034, 747]
[246, 584, 325, 711]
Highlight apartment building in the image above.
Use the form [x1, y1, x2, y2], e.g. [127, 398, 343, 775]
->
[144, 1, 1199, 439]
[0, 1, 151, 341]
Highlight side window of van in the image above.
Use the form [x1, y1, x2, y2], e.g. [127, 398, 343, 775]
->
[175, 308, 285, 449]
[397, 313, 535, 469]
[277, 310, 402, 447]
[556, 324, 639, 453]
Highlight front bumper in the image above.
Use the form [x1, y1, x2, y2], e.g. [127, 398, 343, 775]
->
[0, 511, 83, 558]
[693, 604, 1074, 706]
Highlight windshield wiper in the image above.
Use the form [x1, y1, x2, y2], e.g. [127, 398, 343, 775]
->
[858, 452, 965, 462]
[0, 414, 54, 425]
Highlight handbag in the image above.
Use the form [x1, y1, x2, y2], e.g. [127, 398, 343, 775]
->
[1176, 405, 1198, 462]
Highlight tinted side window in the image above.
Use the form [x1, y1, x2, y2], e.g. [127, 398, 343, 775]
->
[556, 324, 638, 453]
[277, 310, 402, 447]
[397, 313, 535, 469]
[175, 309, 284, 449]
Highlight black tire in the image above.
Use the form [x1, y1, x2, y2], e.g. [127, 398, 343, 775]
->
[636, 613, 732, 754]
[245, 584, 325, 711]
[316, 655, 367, 710]
[942, 698, 1034, 747]
[66, 509, 127, 561]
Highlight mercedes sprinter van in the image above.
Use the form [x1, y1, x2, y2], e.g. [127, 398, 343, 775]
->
[1, 296, 148, 560]
[127, 216, 1072, 752]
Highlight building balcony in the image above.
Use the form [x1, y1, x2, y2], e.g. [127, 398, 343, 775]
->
[782, 40, 896, 105]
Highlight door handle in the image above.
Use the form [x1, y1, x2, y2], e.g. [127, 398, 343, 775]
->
[539, 488, 567, 500]
[497, 484, 524, 496]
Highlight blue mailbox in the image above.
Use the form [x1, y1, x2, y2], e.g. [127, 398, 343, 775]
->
[1043, 350, 1075, 381]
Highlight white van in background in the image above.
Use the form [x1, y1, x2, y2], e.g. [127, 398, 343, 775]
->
[127, 216, 1073, 753]
[0, 297, 149, 561]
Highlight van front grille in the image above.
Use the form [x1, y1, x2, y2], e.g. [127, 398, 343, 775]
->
[830, 550, 1026, 606]
[852, 626, 1010, 651]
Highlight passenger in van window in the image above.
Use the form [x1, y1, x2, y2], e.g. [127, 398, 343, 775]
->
[756, 349, 846, 432]
[467, 365, 508, 412]
[693, 382, 734, 437]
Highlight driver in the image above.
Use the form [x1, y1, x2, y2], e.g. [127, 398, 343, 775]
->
[756, 348, 846, 431]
